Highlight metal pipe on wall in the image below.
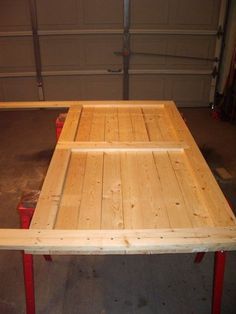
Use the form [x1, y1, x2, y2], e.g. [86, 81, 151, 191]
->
[123, 0, 130, 100]
[28, 0, 44, 100]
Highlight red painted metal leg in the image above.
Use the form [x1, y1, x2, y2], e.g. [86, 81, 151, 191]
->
[18, 192, 52, 262]
[43, 255, 52, 262]
[194, 252, 206, 263]
[212, 251, 226, 314]
[55, 113, 66, 141]
[22, 253, 35, 314]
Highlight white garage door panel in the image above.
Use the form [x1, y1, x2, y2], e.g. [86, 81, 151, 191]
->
[130, 35, 215, 70]
[43, 75, 122, 100]
[130, 75, 211, 106]
[131, 0, 221, 30]
[130, 75, 165, 99]
[40, 35, 122, 71]
[0, 0, 30, 31]
[37, 0, 123, 30]
[0, 0, 224, 106]
[0, 37, 35, 72]
[0, 77, 38, 101]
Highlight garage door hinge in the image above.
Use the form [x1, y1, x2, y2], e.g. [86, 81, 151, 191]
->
[212, 66, 218, 78]
[217, 26, 223, 39]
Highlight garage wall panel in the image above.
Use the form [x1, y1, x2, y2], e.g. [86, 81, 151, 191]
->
[130, 74, 211, 107]
[37, 0, 123, 30]
[0, 0, 30, 31]
[82, 35, 122, 69]
[40, 36, 83, 70]
[0, 0, 225, 106]
[43, 75, 122, 100]
[40, 35, 122, 71]
[83, 0, 123, 27]
[130, 75, 166, 99]
[0, 37, 35, 72]
[169, 0, 220, 29]
[0, 78, 38, 101]
[37, 0, 79, 28]
[130, 35, 215, 70]
[82, 75, 122, 99]
[131, 0, 221, 30]
[166, 75, 211, 106]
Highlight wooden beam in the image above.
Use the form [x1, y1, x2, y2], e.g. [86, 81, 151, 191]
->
[0, 100, 166, 109]
[59, 106, 82, 141]
[56, 141, 188, 152]
[0, 101, 79, 109]
[0, 227, 235, 254]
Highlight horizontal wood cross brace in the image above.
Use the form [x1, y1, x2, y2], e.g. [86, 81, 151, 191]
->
[0, 227, 235, 254]
[57, 141, 188, 152]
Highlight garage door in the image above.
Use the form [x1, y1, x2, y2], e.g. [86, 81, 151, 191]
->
[0, 0, 227, 106]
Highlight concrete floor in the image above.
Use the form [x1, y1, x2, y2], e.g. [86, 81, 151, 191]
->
[0, 107, 235, 314]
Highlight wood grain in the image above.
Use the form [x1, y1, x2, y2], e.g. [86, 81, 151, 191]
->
[1, 100, 235, 253]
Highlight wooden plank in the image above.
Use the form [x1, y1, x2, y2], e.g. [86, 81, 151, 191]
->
[155, 108, 177, 141]
[102, 152, 123, 229]
[165, 102, 236, 227]
[77, 107, 105, 229]
[135, 153, 170, 228]
[0, 101, 79, 109]
[143, 107, 213, 228]
[121, 152, 144, 229]
[125, 108, 170, 228]
[0, 228, 235, 254]
[77, 153, 103, 229]
[83, 104, 164, 108]
[153, 152, 193, 228]
[142, 107, 163, 141]
[30, 149, 71, 229]
[130, 107, 149, 141]
[118, 107, 134, 141]
[89, 107, 106, 140]
[59, 106, 82, 141]
[75, 107, 94, 141]
[57, 141, 188, 151]
[142, 106, 192, 228]
[169, 152, 214, 227]
[102, 108, 123, 229]
[54, 153, 86, 229]
[0, 100, 165, 109]
[118, 107, 143, 229]
[31, 106, 83, 229]
[105, 107, 119, 141]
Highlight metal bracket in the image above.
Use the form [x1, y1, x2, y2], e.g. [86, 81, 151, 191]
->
[28, 0, 44, 100]
[114, 50, 218, 62]
[212, 66, 218, 78]
[123, 0, 130, 100]
[217, 25, 224, 39]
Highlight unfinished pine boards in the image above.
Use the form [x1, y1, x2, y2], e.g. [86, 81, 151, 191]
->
[0, 101, 236, 254]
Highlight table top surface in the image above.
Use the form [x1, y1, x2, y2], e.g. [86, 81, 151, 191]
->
[0, 100, 236, 254]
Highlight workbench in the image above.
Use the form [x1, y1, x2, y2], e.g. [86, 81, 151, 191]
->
[0, 100, 235, 314]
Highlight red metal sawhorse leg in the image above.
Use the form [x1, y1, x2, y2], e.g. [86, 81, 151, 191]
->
[194, 252, 206, 264]
[195, 250, 226, 314]
[18, 191, 52, 314]
[212, 251, 226, 314]
[55, 113, 67, 141]
[17, 114, 65, 314]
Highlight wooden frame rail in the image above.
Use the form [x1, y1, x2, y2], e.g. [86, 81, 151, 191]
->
[0, 100, 235, 255]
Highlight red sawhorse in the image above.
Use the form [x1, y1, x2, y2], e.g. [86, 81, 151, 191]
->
[194, 200, 233, 313]
[17, 191, 52, 314]
[19, 114, 228, 314]
[194, 251, 226, 314]
[17, 115, 66, 314]
[55, 113, 67, 140]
